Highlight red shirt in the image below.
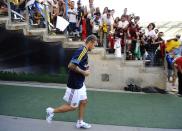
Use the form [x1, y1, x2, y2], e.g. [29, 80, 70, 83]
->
[108, 34, 114, 49]
[82, 18, 87, 40]
[175, 57, 182, 71]
[128, 26, 137, 40]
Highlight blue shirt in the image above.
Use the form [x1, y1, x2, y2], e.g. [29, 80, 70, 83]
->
[67, 46, 88, 89]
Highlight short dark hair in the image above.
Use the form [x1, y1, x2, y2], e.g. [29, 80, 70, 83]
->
[77, 0, 81, 5]
[147, 23, 155, 30]
[176, 34, 181, 39]
[95, 12, 101, 16]
[85, 35, 97, 44]
[107, 10, 111, 13]
[134, 16, 140, 20]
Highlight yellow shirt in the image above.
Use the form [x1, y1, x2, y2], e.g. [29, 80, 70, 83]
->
[103, 22, 107, 33]
[10, 0, 19, 5]
[165, 40, 181, 52]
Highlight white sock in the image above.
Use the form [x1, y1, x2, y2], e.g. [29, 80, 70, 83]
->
[49, 107, 54, 113]
[78, 120, 83, 123]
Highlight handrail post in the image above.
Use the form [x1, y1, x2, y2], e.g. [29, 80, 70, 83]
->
[7, 0, 12, 24]
[44, 1, 48, 35]
[26, 6, 30, 30]
[65, 0, 68, 17]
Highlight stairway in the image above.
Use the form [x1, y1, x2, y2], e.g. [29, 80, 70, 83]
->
[0, 16, 84, 48]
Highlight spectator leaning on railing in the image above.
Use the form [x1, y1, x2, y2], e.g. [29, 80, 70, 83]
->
[76, 1, 83, 36]
[67, 1, 78, 35]
[101, 9, 114, 48]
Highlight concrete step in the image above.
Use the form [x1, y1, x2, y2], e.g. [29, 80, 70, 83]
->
[26, 35, 42, 41]
[23, 28, 47, 36]
[63, 41, 84, 48]
[145, 66, 165, 73]
[124, 60, 144, 67]
[6, 22, 27, 30]
[43, 34, 67, 42]
[0, 16, 9, 24]
[104, 54, 124, 60]
[0, 22, 5, 28]
[89, 47, 105, 54]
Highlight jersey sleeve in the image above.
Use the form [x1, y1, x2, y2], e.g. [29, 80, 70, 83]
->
[70, 47, 87, 65]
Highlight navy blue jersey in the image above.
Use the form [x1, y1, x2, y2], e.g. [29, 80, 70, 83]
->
[67, 46, 88, 89]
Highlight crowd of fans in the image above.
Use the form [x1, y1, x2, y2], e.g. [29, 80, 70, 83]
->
[0, 0, 182, 67]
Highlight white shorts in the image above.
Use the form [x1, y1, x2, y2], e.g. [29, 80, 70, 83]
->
[63, 83, 87, 108]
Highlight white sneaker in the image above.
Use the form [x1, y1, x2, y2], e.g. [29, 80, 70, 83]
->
[46, 107, 54, 123]
[76, 121, 91, 129]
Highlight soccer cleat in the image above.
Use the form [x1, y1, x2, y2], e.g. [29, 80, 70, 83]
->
[46, 107, 54, 123]
[76, 121, 91, 129]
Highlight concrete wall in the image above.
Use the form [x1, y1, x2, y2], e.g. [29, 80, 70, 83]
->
[85, 48, 166, 90]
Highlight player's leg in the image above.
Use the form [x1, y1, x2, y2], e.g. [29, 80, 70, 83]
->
[46, 87, 79, 123]
[76, 84, 91, 129]
[46, 104, 76, 123]
[53, 103, 76, 113]
[78, 99, 87, 121]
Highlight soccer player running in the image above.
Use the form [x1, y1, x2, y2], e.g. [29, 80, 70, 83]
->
[46, 35, 97, 129]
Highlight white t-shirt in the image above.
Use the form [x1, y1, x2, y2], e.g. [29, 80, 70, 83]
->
[101, 13, 107, 21]
[68, 8, 77, 23]
[101, 16, 114, 26]
[146, 30, 157, 38]
[92, 18, 101, 33]
[118, 21, 129, 29]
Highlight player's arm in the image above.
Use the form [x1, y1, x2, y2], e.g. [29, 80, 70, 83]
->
[68, 62, 90, 76]
[68, 47, 90, 76]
